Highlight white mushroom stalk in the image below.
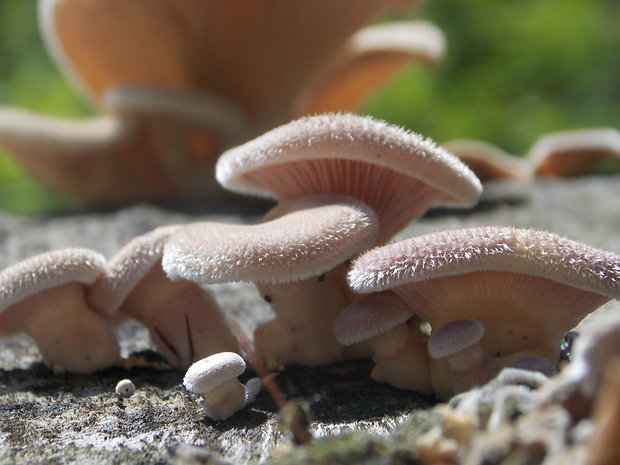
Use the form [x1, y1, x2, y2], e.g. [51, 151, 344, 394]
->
[183, 352, 262, 421]
[0, 248, 120, 374]
[88, 225, 239, 369]
[348, 226, 620, 398]
[163, 195, 379, 370]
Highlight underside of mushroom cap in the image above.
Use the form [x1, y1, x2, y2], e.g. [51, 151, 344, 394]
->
[348, 226, 620, 300]
[40, 0, 401, 119]
[0, 248, 106, 313]
[163, 195, 378, 285]
[216, 113, 482, 208]
[88, 225, 181, 317]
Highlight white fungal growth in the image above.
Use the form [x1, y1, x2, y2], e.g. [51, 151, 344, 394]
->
[115, 379, 136, 398]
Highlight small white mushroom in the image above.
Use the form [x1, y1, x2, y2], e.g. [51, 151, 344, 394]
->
[115, 379, 136, 398]
[183, 352, 262, 421]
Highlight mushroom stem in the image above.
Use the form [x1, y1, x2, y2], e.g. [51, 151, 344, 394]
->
[3, 282, 120, 374]
[203, 378, 247, 421]
[119, 266, 239, 369]
[254, 266, 351, 369]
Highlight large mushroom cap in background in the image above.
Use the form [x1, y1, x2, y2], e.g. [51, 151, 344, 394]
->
[40, 0, 407, 131]
[216, 113, 482, 243]
[0, 248, 120, 374]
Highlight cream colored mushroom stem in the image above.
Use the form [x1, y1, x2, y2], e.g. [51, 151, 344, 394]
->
[2, 282, 120, 374]
[254, 265, 351, 370]
[334, 291, 431, 393]
[118, 266, 239, 369]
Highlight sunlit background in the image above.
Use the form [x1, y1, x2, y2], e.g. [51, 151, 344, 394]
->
[1, 0, 619, 214]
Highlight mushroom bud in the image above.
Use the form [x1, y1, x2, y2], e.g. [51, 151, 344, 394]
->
[183, 352, 262, 421]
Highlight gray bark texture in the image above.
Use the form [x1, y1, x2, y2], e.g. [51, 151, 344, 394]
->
[0, 176, 618, 464]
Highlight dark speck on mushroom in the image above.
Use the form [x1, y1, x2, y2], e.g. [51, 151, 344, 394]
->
[264, 295, 272, 303]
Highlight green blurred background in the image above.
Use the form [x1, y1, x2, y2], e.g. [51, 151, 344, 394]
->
[0, 0, 619, 214]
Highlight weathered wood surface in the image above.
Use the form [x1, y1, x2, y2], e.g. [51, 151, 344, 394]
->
[0, 176, 618, 464]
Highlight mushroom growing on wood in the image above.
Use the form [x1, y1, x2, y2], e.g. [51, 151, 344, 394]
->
[527, 127, 620, 177]
[163, 195, 378, 369]
[0, 248, 120, 374]
[184, 352, 262, 421]
[348, 226, 620, 398]
[334, 291, 432, 393]
[216, 113, 482, 244]
[0, 0, 423, 204]
[88, 225, 239, 369]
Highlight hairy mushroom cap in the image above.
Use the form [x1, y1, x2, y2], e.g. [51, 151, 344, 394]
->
[88, 225, 238, 369]
[183, 352, 246, 394]
[0, 248, 120, 373]
[216, 114, 481, 243]
[88, 225, 181, 318]
[442, 139, 532, 182]
[163, 195, 378, 285]
[298, 20, 446, 115]
[334, 291, 414, 346]
[428, 319, 485, 360]
[349, 226, 620, 367]
[527, 127, 620, 177]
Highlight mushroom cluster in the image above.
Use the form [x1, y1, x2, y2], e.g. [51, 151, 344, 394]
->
[1, 111, 618, 417]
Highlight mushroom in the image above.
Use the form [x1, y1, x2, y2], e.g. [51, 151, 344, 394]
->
[527, 127, 620, 177]
[163, 195, 378, 369]
[0, 0, 422, 204]
[0, 248, 120, 374]
[216, 113, 482, 244]
[88, 225, 239, 369]
[0, 85, 246, 205]
[297, 20, 446, 115]
[441, 139, 532, 182]
[348, 226, 620, 398]
[334, 291, 432, 393]
[183, 352, 262, 421]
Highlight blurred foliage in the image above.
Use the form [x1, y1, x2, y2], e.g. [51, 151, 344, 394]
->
[0, 0, 619, 214]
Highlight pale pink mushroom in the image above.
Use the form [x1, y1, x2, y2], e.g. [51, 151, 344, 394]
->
[0, 248, 120, 374]
[183, 352, 262, 421]
[442, 139, 532, 182]
[348, 226, 620, 398]
[163, 195, 378, 369]
[334, 291, 432, 393]
[216, 113, 482, 244]
[527, 127, 620, 177]
[297, 20, 446, 115]
[88, 225, 239, 369]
